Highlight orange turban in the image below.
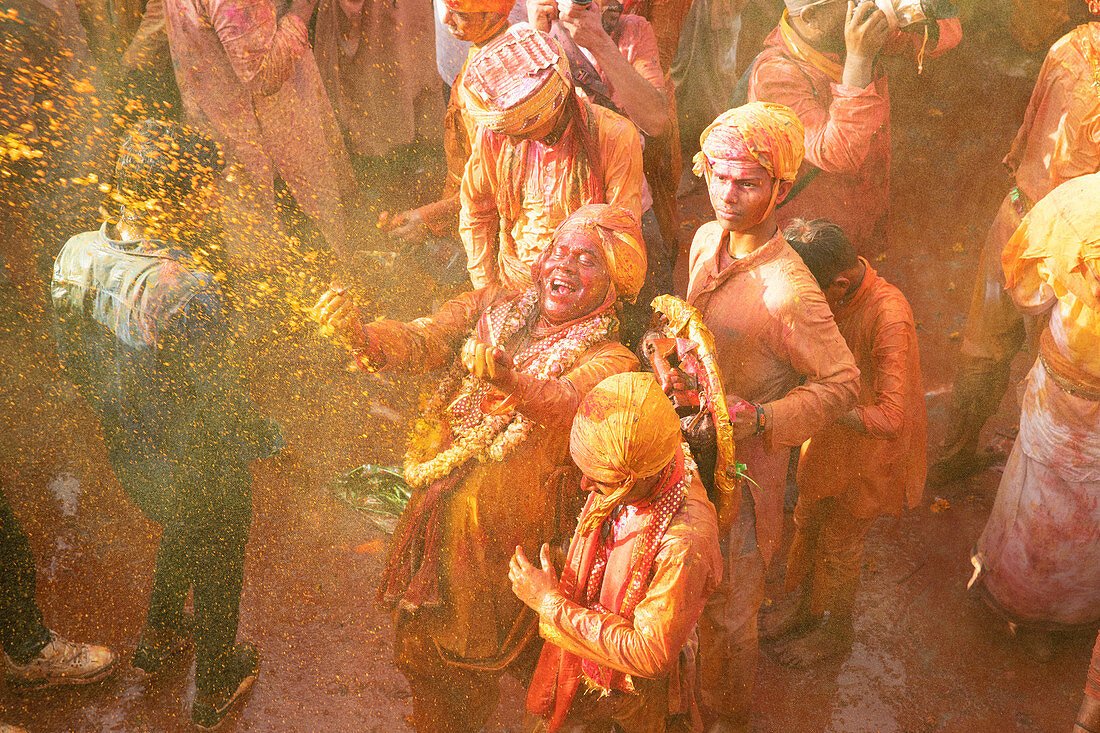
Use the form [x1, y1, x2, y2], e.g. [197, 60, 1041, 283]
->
[539, 204, 648, 304]
[570, 373, 681, 533]
[442, 0, 513, 16]
[692, 102, 805, 181]
[1002, 172, 1100, 311]
[460, 25, 573, 137]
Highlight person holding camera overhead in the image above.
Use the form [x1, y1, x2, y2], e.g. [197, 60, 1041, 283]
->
[748, 0, 961, 257]
[528, 0, 683, 323]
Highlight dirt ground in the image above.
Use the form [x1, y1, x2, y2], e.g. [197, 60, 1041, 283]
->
[1, 7, 1096, 733]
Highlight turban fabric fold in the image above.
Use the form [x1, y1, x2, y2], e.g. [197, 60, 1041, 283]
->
[1002, 172, 1100, 310]
[460, 25, 573, 137]
[570, 373, 681, 533]
[692, 102, 806, 181]
[443, 0, 513, 15]
[537, 203, 648, 304]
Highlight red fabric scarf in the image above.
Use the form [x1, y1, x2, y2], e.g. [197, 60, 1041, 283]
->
[526, 453, 688, 731]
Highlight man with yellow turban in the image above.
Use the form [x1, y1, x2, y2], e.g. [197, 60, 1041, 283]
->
[312, 204, 644, 731]
[458, 24, 645, 292]
[381, 0, 516, 243]
[684, 102, 859, 732]
[511, 372, 722, 732]
[969, 173, 1100, 661]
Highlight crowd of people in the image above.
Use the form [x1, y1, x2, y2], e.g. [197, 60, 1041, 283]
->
[2, 0, 1100, 730]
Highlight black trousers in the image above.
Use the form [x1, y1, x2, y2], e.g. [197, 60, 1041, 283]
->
[110, 433, 252, 696]
[0, 490, 49, 664]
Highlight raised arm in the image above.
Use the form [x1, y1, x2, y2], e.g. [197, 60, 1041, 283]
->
[556, 5, 670, 137]
[750, 55, 888, 175]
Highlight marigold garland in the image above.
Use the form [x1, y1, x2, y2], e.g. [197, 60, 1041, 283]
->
[403, 290, 616, 488]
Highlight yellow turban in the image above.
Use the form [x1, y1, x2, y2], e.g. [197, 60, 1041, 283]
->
[570, 373, 681, 533]
[1002, 173, 1100, 311]
[460, 26, 573, 137]
[692, 102, 805, 181]
[540, 204, 648, 304]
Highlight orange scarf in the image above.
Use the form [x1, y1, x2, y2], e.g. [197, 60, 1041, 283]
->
[526, 454, 688, 731]
[778, 11, 844, 83]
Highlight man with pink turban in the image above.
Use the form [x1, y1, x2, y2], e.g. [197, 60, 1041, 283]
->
[459, 25, 644, 292]
[512, 372, 721, 732]
[313, 203, 644, 731]
[682, 102, 859, 732]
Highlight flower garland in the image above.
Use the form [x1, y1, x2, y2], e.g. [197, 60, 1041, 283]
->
[403, 290, 616, 488]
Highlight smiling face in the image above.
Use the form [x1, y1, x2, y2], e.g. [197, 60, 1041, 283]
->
[705, 158, 779, 233]
[536, 230, 612, 324]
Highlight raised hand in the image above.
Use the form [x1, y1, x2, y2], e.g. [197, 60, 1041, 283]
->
[509, 543, 560, 611]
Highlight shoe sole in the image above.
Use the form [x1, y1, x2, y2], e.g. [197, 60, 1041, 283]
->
[5, 657, 118, 692]
[192, 670, 258, 732]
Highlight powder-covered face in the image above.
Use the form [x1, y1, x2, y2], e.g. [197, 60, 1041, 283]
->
[705, 158, 778, 232]
[442, 9, 503, 43]
[536, 230, 611, 324]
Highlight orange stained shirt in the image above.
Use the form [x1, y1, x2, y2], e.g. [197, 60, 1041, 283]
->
[1005, 22, 1100, 205]
[459, 100, 644, 290]
[364, 285, 639, 661]
[796, 261, 927, 519]
[686, 224, 859, 563]
[537, 478, 721, 694]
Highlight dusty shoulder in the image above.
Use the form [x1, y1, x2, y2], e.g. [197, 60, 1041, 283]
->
[766, 243, 830, 310]
[870, 278, 916, 327]
[594, 103, 641, 142]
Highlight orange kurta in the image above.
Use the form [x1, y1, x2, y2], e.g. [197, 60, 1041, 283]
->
[459, 100, 644, 289]
[796, 261, 927, 519]
[530, 478, 721, 728]
[1007, 23, 1100, 206]
[369, 286, 639, 663]
[686, 225, 859, 564]
[974, 174, 1100, 627]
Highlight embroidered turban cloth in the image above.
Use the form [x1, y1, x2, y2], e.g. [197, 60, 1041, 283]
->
[570, 372, 681, 532]
[460, 25, 573, 137]
[538, 204, 648, 304]
[692, 102, 805, 181]
[443, 0, 513, 15]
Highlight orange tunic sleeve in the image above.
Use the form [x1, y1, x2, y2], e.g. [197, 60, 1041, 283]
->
[459, 128, 503, 288]
[364, 286, 507, 372]
[595, 106, 645, 219]
[856, 316, 912, 440]
[498, 342, 639, 429]
[537, 534, 717, 679]
[766, 285, 860, 448]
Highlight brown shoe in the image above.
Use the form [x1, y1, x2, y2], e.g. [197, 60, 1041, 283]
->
[4, 633, 117, 691]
